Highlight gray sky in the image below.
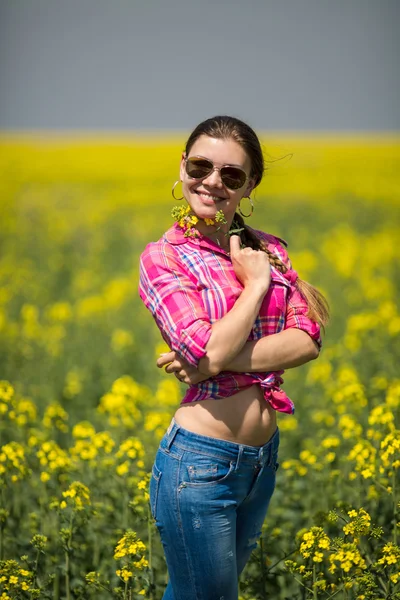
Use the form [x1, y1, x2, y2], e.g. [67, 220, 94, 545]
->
[0, 0, 399, 131]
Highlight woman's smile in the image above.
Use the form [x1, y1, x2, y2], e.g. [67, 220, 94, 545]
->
[195, 190, 226, 205]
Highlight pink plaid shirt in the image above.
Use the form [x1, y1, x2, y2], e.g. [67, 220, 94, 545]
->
[139, 223, 321, 414]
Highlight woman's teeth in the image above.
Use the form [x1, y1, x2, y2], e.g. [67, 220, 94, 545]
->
[196, 192, 222, 201]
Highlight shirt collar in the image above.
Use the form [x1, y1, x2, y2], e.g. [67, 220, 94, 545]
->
[164, 223, 230, 256]
[163, 223, 293, 286]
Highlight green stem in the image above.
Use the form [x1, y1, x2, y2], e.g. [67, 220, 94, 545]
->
[0, 520, 3, 561]
[342, 572, 349, 600]
[65, 512, 74, 600]
[259, 536, 268, 600]
[325, 586, 346, 600]
[148, 504, 154, 600]
[123, 490, 128, 530]
[31, 548, 40, 589]
[372, 476, 393, 495]
[0, 488, 5, 561]
[392, 469, 397, 545]
[312, 564, 318, 600]
[292, 575, 315, 596]
[53, 570, 60, 600]
[267, 547, 297, 573]
[65, 550, 70, 600]
[358, 538, 387, 593]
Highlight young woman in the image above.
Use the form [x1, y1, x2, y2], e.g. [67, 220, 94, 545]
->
[139, 115, 329, 600]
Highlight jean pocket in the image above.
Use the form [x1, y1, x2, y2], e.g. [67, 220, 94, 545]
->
[149, 463, 162, 519]
[183, 454, 235, 487]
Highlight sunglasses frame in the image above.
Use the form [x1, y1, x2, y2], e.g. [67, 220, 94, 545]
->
[184, 155, 249, 190]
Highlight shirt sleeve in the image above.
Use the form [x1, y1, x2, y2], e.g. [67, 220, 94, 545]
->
[139, 242, 212, 366]
[285, 283, 322, 349]
[256, 230, 322, 349]
[275, 242, 322, 349]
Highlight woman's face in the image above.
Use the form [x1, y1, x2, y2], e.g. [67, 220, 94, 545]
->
[179, 135, 255, 226]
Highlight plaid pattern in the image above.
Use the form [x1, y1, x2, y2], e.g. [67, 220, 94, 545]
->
[139, 223, 321, 414]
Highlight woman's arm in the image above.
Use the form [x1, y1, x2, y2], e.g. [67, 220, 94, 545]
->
[153, 231, 323, 383]
[199, 257, 322, 375]
[157, 329, 318, 384]
[195, 235, 271, 376]
[140, 235, 271, 377]
[225, 328, 319, 372]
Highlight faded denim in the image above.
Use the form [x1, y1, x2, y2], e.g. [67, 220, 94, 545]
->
[149, 417, 280, 600]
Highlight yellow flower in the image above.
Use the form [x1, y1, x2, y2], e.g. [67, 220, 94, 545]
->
[321, 436, 340, 449]
[361, 467, 373, 479]
[116, 461, 129, 476]
[61, 482, 91, 510]
[114, 530, 147, 563]
[116, 567, 133, 582]
[72, 421, 96, 439]
[19, 570, 30, 577]
[299, 450, 317, 465]
[313, 551, 324, 562]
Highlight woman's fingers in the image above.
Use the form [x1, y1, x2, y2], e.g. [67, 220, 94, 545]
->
[156, 351, 176, 368]
[229, 235, 271, 291]
[229, 234, 241, 256]
[164, 360, 183, 374]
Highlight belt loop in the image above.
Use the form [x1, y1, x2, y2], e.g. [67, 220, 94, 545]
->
[165, 417, 180, 452]
[234, 445, 243, 471]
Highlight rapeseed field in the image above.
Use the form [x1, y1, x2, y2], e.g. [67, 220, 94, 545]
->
[0, 134, 399, 599]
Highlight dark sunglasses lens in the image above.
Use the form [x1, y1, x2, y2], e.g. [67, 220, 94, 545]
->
[186, 158, 213, 179]
[220, 167, 247, 190]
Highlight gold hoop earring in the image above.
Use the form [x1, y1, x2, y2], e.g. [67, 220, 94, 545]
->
[172, 180, 184, 201]
[238, 196, 254, 218]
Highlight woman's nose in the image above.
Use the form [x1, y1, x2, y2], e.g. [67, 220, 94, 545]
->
[202, 167, 224, 188]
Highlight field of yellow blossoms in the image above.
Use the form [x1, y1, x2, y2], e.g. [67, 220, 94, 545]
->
[0, 134, 399, 599]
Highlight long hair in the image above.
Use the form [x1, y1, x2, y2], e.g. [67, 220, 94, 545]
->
[185, 115, 329, 328]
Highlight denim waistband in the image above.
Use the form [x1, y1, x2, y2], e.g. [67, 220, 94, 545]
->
[160, 417, 280, 468]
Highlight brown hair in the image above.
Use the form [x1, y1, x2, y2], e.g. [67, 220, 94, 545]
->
[185, 115, 329, 329]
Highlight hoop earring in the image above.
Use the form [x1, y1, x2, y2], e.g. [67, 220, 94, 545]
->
[238, 196, 254, 218]
[172, 180, 184, 201]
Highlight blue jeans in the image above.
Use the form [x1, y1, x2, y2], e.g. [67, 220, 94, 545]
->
[149, 417, 280, 600]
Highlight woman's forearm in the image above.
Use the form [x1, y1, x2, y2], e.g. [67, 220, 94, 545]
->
[224, 328, 320, 373]
[197, 283, 267, 376]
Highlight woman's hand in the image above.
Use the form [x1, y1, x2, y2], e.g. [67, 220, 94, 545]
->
[156, 351, 211, 385]
[230, 235, 271, 292]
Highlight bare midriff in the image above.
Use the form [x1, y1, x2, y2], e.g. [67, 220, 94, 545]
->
[174, 384, 277, 447]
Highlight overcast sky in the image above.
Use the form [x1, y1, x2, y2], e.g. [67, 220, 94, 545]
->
[0, 0, 399, 131]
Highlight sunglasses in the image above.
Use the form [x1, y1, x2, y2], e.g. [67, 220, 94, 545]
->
[185, 156, 248, 190]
